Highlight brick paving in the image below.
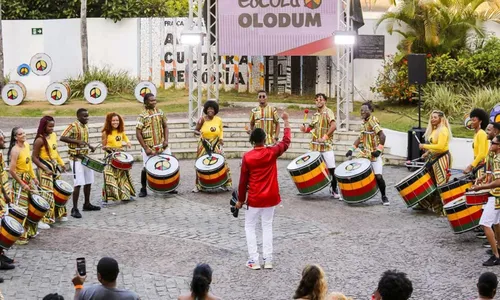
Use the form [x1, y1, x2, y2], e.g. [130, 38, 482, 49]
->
[0, 159, 491, 300]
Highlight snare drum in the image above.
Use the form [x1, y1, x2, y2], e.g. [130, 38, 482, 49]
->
[287, 152, 332, 195]
[8, 205, 27, 225]
[335, 158, 379, 204]
[437, 178, 472, 205]
[53, 180, 73, 207]
[27, 194, 50, 224]
[444, 197, 482, 234]
[81, 155, 105, 173]
[0, 216, 24, 249]
[110, 152, 134, 170]
[395, 167, 436, 208]
[465, 190, 490, 206]
[145, 154, 180, 193]
[195, 153, 229, 189]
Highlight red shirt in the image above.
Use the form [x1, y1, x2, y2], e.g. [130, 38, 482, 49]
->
[238, 127, 291, 208]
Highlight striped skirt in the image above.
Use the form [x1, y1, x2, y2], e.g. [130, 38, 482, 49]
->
[103, 165, 136, 202]
[37, 158, 67, 221]
[418, 152, 452, 215]
[12, 172, 39, 242]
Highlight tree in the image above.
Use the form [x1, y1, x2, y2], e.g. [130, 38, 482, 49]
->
[375, 0, 500, 59]
[81, 0, 88, 73]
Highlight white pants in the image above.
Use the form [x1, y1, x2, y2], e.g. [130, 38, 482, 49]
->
[321, 150, 336, 169]
[141, 148, 172, 167]
[71, 160, 94, 187]
[480, 197, 500, 227]
[245, 206, 276, 262]
[371, 156, 383, 175]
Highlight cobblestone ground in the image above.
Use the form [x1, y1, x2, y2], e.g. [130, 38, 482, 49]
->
[0, 160, 491, 300]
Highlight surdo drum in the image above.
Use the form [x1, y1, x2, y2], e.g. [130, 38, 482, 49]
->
[287, 152, 332, 195]
[46, 82, 71, 106]
[195, 153, 230, 189]
[1, 81, 27, 106]
[8, 205, 27, 225]
[145, 154, 180, 193]
[53, 180, 73, 207]
[465, 190, 490, 206]
[444, 197, 482, 234]
[0, 216, 24, 249]
[395, 167, 436, 208]
[335, 158, 379, 204]
[27, 194, 50, 224]
[437, 178, 472, 205]
[110, 152, 134, 170]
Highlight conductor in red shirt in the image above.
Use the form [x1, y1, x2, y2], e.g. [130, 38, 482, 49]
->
[235, 111, 291, 270]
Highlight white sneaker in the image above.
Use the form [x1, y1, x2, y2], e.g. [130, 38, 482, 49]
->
[332, 192, 341, 200]
[246, 260, 261, 270]
[192, 187, 200, 193]
[38, 222, 50, 230]
[58, 217, 68, 222]
[263, 259, 273, 269]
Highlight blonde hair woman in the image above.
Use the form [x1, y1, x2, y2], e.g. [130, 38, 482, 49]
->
[417, 110, 453, 214]
[294, 264, 329, 300]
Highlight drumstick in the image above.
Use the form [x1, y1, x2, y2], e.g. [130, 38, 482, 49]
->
[412, 131, 421, 144]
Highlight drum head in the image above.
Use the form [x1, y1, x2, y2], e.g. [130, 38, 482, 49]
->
[396, 167, 426, 185]
[46, 82, 70, 106]
[55, 180, 73, 194]
[31, 194, 50, 210]
[287, 152, 321, 171]
[113, 152, 134, 163]
[335, 158, 371, 178]
[2, 216, 23, 233]
[195, 153, 225, 172]
[84, 81, 108, 104]
[444, 196, 466, 209]
[146, 155, 179, 177]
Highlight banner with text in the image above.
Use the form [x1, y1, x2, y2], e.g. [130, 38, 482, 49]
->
[219, 0, 338, 56]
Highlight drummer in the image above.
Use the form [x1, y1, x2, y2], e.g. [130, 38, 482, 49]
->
[8, 127, 39, 244]
[416, 110, 453, 214]
[32, 116, 68, 225]
[136, 93, 176, 196]
[193, 100, 232, 193]
[468, 134, 500, 266]
[61, 108, 100, 219]
[248, 90, 280, 145]
[345, 101, 389, 206]
[464, 108, 490, 177]
[300, 93, 339, 198]
[0, 130, 16, 269]
[101, 112, 135, 203]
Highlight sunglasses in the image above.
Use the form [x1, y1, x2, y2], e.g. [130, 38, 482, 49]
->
[258, 95, 266, 99]
[492, 142, 500, 145]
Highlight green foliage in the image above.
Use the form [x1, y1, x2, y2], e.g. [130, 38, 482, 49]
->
[370, 55, 416, 103]
[376, 0, 500, 58]
[2, 0, 190, 21]
[422, 84, 465, 120]
[66, 66, 138, 98]
[468, 87, 500, 112]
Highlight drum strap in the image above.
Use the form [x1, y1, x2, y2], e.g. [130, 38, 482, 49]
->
[427, 151, 449, 168]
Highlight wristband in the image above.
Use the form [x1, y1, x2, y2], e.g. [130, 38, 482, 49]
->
[74, 285, 83, 290]
[322, 134, 329, 140]
[376, 144, 384, 152]
[305, 127, 312, 133]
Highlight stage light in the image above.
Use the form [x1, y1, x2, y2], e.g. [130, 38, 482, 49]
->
[334, 31, 357, 45]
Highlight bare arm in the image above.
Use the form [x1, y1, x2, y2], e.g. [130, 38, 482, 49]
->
[194, 116, 204, 136]
[101, 131, 107, 149]
[60, 135, 86, 147]
[378, 130, 386, 145]
[162, 117, 169, 148]
[274, 121, 280, 141]
[32, 137, 52, 175]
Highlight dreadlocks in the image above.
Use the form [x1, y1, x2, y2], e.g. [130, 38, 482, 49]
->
[36, 116, 55, 160]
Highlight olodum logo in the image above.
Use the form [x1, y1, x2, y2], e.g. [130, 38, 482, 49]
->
[304, 0, 321, 9]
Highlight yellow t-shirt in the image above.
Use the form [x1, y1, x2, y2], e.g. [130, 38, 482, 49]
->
[39, 132, 64, 166]
[422, 128, 449, 153]
[16, 142, 35, 178]
[200, 116, 223, 140]
[105, 129, 130, 149]
[472, 129, 489, 167]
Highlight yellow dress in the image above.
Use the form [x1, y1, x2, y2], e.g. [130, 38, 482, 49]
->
[103, 130, 135, 201]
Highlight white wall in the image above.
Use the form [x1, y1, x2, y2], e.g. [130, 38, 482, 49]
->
[384, 128, 474, 170]
[3, 18, 139, 100]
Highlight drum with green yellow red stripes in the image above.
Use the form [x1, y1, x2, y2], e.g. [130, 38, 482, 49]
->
[145, 154, 180, 193]
[287, 152, 332, 195]
[335, 158, 379, 204]
[444, 196, 482, 234]
[395, 167, 436, 208]
[437, 178, 472, 205]
[195, 153, 229, 189]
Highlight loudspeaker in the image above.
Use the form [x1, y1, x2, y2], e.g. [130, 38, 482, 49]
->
[407, 54, 427, 85]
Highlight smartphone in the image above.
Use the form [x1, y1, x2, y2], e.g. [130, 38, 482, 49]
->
[76, 257, 86, 276]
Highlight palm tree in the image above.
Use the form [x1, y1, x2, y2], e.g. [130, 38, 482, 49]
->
[81, 0, 88, 73]
[375, 0, 500, 59]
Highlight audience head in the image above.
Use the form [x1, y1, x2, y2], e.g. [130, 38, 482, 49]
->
[190, 263, 213, 299]
[250, 128, 266, 146]
[477, 272, 498, 299]
[372, 270, 413, 300]
[97, 257, 120, 284]
[293, 264, 328, 300]
[42, 294, 64, 300]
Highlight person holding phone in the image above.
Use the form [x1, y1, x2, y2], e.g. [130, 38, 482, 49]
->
[73, 257, 139, 299]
